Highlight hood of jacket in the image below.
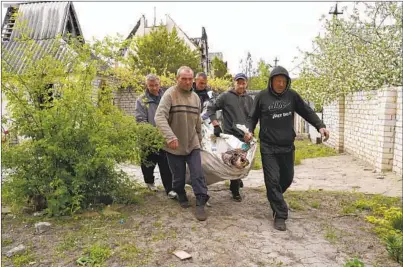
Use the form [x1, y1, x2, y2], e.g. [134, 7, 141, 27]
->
[268, 66, 291, 97]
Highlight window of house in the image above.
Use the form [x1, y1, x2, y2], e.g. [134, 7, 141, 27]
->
[1, 6, 19, 42]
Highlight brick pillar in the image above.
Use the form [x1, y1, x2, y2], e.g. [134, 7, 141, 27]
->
[375, 88, 397, 172]
[324, 96, 345, 152]
[336, 96, 345, 152]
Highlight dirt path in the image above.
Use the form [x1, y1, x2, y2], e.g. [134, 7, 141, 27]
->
[2, 155, 401, 267]
[119, 154, 402, 197]
[2, 186, 399, 267]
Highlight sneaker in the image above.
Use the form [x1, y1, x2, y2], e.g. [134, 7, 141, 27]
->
[274, 217, 286, 231]
[146, 183, 158, 192]
[167, 190, 178, 199]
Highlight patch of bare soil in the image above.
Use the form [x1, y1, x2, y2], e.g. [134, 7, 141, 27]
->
[1, 185, 399, 267]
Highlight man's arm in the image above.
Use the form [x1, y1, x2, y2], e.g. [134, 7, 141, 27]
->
[207, 93, 225, 126]
[155, 93, 177, 144]
[134, 97, 148, 123]
[294, 92, 325, 131]
[247, 94, 261, 134]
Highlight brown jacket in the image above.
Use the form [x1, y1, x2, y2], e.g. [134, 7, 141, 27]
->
[155, 85, 202, 155]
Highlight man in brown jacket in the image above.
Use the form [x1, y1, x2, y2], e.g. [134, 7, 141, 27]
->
[155, 66, 209, 221]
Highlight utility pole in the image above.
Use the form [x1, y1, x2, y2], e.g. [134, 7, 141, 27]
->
[274, 57, 279, 67]
[329, 2, 343, 18]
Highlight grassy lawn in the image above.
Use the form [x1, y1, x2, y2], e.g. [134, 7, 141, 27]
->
[252, 132, 337, 170]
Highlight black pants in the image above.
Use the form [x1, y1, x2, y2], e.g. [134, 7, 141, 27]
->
[140, 150, 173, 194]
[261, 151, 294, 220]
[227, 132, 244, 194]
[230, 180, 241, 194]
[166, 149, 208, 198]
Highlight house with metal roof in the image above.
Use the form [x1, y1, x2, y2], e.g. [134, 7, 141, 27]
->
[1, 1, 84, 74]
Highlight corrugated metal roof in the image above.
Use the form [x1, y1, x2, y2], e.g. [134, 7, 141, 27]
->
[2, 39, 71, 74]
[10, 2, 70, 40]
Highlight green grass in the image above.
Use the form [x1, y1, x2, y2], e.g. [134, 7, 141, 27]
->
[323, 224, 339, 244]
[294, 139, 338, 165]
[12, 250, 35, 267]
[252, 138, 338, 170]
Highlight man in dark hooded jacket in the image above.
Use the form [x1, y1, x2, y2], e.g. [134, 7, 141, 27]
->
[245, 66, 329, 231]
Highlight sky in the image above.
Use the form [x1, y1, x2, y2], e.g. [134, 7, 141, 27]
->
[2, 1, 356, 78]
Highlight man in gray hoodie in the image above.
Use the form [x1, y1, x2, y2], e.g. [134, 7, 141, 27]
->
[207, 73, 254, 201]
[134, 74, 176, 199]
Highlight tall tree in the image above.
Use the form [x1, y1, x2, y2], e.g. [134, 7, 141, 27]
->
[294, 2, 402, 105]
[211, 56, 228, 78]
[128, 25, 201, 75]
[248, 59, 271, 90]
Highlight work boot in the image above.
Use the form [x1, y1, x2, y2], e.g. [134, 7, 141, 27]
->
[177, 193, 190, 208]
[274, 217, 286, 231]
[232, 190, 242, 202]
[195, 195, 209, 221]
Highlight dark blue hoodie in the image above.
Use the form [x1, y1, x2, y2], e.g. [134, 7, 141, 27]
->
[247, 66, 325, 152]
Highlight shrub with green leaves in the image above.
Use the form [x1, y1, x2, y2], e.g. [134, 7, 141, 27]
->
[1, 31, 165, 216]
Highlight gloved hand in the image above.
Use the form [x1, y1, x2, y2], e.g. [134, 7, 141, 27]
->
[213, 125, 223, 137]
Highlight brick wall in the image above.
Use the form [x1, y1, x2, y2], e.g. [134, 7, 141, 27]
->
[393, 88, 402, 174]
[322, 97, 345, 152]
[112, 88, 139, 117]
[343, 91, 378, 165]
[316, 86, 402, 175]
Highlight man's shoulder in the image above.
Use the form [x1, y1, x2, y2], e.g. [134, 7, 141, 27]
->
[136, 92, 147, 103]
[252, 89, 269, 100]
[190, 91, 201, 102]
[162, 86, 176, 96]
[286, 88, 300, 98]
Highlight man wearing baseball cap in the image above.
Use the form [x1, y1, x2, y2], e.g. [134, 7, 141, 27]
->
[207, 73, 254, 201]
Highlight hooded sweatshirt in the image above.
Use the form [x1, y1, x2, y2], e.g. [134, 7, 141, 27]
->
[248, 66, 325, 153]
[207, 89, 254, 140]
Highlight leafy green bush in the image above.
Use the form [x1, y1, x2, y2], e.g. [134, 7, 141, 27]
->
[1, 33, 165, 216]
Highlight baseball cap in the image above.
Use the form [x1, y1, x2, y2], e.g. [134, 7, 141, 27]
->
[234, 73, 248, 81]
